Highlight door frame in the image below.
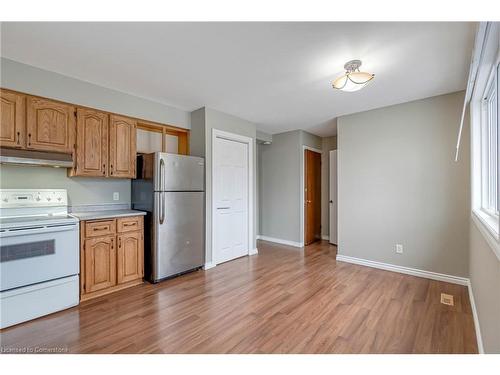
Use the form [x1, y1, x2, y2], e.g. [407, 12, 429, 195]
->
[329, 150, 338, 245]
[300, 145, 322, 247]
[211, 129, 254, 267]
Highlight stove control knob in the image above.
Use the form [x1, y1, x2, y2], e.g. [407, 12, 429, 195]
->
[57, 197, 62, 201]
[36, 195, 41, 201]
[46, 197, 52, 201]
[2, 198, 8, 202]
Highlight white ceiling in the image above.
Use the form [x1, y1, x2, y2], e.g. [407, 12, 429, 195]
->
[1, 22, 475, 136]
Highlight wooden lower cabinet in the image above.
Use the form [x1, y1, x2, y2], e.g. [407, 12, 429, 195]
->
[117, 231, 144, 284]
[80, 216, 144, 301]
[84, 235, 116, 293]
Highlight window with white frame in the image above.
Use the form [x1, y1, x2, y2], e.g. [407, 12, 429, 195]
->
[480, 64, 499, 219]
[469, 23, 499, 255]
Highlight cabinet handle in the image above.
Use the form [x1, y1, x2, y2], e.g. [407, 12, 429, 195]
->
[92, 226, 108, 231]
[110, 164, 113, 175]
[16, 131, 20, 145]
[118, 237, 122, 248]
[123, 222, 136, 227]
[103, 163, 106, 175]
[28, 133, 31, 146]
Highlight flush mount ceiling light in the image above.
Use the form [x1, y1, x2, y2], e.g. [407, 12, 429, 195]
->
[332, 60, 375, 92]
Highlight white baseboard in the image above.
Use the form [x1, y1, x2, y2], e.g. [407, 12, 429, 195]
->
[256, 235, 303, 248]
[249, 248, 258, 256]
[321, 235, 330, 241]
[467, 281, 485, 353]
[203, 262, 216, 270]
[335, 254, 469, 286]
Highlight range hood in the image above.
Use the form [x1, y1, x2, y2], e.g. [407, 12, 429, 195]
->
[0, 148, 73, 168]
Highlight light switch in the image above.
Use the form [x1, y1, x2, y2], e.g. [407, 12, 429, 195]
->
[113, 192, 120, 201]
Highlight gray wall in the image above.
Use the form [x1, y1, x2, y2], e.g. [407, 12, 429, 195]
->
[338, 91, 470, 277]
[0, 58, 190, 128]
[190, 107, 257, 264]
[0, 58, 191, 207]
[190, 108, 206, 157]
[469, 222, 500, 353]
[259, 130, 302, 243]
[256, 130, 272, 143]
[321, 135, 337, 239]
[0, 165, 131, 206]
[259, 130, 321, 245]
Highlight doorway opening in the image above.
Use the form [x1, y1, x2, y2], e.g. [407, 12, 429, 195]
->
[304, 148, 322, 246]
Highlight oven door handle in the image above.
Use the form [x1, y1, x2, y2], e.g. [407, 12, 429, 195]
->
[0, 224, 78, 238]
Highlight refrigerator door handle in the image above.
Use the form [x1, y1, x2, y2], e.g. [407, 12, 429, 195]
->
[160, 192, 165, 224]
[159, 157, 165, 191]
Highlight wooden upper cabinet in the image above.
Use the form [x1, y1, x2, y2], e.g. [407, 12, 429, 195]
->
[0, 90, 25, 149]
[109, 114, 136, 178]
[73, 108, 109, 177]
[26, 96, 75, 154]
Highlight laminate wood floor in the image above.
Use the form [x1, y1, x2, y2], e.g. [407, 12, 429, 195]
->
[0, 240, 477, 353]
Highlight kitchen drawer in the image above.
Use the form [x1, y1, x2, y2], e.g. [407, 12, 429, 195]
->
[117, 216, 143, 233]
[85, 220, 116, 238]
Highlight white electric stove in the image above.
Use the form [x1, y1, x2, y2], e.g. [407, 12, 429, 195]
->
[0, 189, 79, 329]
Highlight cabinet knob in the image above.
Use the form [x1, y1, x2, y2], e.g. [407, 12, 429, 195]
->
[16, 131, 20, 145]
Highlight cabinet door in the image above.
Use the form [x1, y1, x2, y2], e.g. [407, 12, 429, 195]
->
[117, 231, 144, 284]
[0, 90, 25, 148]
[109, 114, 136, 178]
[26, 96, 75, 154]
[84, 235, 117, 293]
[74, 108, 108, 176]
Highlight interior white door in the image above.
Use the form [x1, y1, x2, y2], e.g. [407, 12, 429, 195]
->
[214, 136, 249, 264]
[329, 150, 338, 245]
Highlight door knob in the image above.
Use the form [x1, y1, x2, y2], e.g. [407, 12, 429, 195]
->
[329, 200, 333, 203]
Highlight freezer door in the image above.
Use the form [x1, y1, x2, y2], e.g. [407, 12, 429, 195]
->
[152, 191, 204, 281]
[154, 153, 204, 192]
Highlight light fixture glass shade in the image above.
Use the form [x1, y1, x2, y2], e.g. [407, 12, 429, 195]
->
[332, 71, 374, 92]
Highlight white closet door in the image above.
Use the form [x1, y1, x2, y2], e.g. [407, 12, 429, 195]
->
[329, 150, 338, 245]
[214, 136, 249, 264]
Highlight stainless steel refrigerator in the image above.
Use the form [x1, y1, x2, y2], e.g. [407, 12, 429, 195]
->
[132, 153, 204, 283]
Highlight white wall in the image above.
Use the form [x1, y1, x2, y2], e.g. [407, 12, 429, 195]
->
[338, 91, 470, 277]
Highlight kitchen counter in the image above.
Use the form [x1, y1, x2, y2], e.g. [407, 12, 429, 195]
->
[70, 209, 147, 221]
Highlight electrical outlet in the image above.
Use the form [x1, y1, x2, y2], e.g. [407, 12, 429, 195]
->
[396, 244, 403, 254]
[113, 192, 119, 201]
